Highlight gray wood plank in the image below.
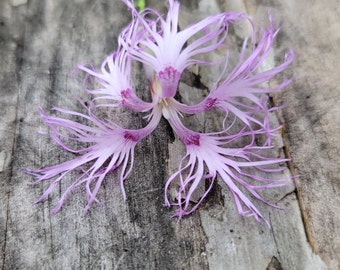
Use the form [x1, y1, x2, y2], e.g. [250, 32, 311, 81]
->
[246, 0, 340, 268]
[1, 0, 337, 269]
[4, 0, 208, 269]
[0, 1, 27, 269]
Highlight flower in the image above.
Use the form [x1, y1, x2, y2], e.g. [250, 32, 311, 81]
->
[28, 0, 293, 224]
[164, 105, 289, 226]
[172, 16, 294, 141]
[77, 49, 153, 112]
[27, 103, 161, 214]
[120, 0, 247, 98]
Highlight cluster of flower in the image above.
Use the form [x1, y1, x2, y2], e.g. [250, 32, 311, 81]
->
[27, 0, 293, 224]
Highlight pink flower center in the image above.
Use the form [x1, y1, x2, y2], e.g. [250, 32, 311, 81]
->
[120, 88, 131, 99]
[184, 133, 200, 146]
[204, 98, 218, 110]
[158, 66, 180, 82]
[157, 66, 181, 98]
[123, 131, 139, 142]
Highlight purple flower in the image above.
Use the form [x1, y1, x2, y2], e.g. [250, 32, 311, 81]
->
[120, 0, 247, 99]
[164, 105, 289, 226]
[28, 0, 293, 224]
[77, 49, 154, 112]
[27, 103, 161, 214]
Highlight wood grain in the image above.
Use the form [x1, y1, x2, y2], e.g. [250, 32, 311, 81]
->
[244, 1, 340, 268]
[0, 0, 338, 269]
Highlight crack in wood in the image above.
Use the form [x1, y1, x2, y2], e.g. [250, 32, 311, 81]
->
[1, 192, 10, 270]
[270, 95, 317, 253]
[180, 70, 208, 91]
[268, 213, 280, 256]
[266, 256, 283, 270]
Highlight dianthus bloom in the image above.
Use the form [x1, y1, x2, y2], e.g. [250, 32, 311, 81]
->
[27, 0, 294, 224]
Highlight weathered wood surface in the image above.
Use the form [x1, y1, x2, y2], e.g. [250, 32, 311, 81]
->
[0, 0, 339, 269]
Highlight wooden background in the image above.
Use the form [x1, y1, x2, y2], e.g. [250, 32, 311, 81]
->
[1, 0, 339, 269]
